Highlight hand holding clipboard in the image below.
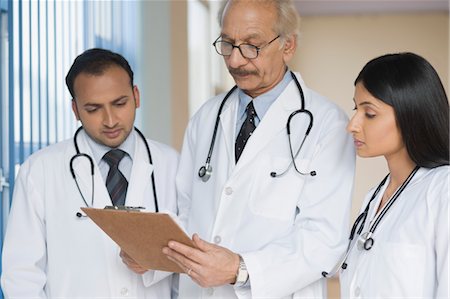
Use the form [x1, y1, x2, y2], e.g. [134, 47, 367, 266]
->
[81, 207, 194, 273]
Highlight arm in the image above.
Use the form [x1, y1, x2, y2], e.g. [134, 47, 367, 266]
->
[175, 120, 197, 228]
[1, 161, 48, 298]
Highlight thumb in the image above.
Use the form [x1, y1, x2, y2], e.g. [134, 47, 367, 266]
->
[192, 233, 211, 251]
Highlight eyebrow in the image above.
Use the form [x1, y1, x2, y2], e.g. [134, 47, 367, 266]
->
[353, 98, 379, 108]
[220, 33, 261, 42]
[83, 95, 128, 107]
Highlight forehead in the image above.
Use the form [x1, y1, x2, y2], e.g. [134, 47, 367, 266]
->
[354, 83, 391, 108]
[221, 1, 277, 39]
[73, 66, 131, 100]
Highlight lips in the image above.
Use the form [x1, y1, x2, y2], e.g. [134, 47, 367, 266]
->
[103, 129, 121, 139]
[353, 138, 364, 147]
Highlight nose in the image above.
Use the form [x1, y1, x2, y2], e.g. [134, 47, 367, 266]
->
[103, 108, 118, 128]
[226, 47, 248, 68]
[346, 113, 360, 134]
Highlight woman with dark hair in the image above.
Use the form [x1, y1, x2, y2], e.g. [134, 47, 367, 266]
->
[339, 52, 449, 298]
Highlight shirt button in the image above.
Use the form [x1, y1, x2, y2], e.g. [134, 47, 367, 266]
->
[224, 187, 233, 195]
[213, 235, 221, 244]
[207, 288, 214, 296]
[354, 286, 361, 297]
[120, 287, 129, 296]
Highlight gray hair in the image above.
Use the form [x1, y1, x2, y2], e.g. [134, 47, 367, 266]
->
[217, 0, 300, 42]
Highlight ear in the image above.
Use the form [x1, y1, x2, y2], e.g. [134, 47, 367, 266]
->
[282, 35, 297, 63]
[71, 99, 80, 121]
[133, 85, 141, 109]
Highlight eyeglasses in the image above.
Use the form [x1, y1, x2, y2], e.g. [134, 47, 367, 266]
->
[213, 35, 280, 59]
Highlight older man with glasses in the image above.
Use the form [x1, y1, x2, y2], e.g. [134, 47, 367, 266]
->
[123, 1, 355, 298]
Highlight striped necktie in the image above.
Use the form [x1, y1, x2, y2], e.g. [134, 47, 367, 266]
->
[103, 149, 128, 206]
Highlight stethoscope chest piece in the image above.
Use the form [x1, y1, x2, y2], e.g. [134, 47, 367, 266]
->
[357, 231, 374, 251]
[198, 164, 212, 182]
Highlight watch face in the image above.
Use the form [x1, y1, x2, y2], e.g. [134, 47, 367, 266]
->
[236, 257, 249, 285]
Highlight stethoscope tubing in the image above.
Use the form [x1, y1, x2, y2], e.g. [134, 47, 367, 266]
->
[70, 126, 159, 213]
[322, 166, 420, 277]
[199, 71, 315, 181]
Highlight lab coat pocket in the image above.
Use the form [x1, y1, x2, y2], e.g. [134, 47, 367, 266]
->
[248, 156, 307, 221]
[375, 242, 426, 297]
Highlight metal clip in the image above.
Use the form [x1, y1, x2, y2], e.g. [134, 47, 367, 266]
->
[104, 205, 145, 211]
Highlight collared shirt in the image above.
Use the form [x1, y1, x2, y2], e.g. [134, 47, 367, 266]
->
[85, 129, 136, 182]
[235, 70, 292, 136]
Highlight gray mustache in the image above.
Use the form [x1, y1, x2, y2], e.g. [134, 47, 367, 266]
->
[229, 68, 258, 76]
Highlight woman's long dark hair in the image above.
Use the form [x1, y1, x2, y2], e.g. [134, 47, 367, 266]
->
[355, 52, 449, 168]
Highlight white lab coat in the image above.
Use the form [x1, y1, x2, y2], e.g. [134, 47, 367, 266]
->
[176, 72, 356, 298]
[340, 166, 449, 299]
[1, 129, 178, 299]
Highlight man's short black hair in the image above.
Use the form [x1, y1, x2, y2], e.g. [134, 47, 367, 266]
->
[65, 48, 134, 99]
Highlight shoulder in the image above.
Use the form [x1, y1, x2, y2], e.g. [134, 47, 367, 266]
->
[145, 139, 179, 163]
[25, 139, 73, 164]
[190, 88, 236, 124]
[16, 139, 73, 176]
[423, 166, 449, 194]
[309, 88, 349, 123]
[292, 72, 349, 125]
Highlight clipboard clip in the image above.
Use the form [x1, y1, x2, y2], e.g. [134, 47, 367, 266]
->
[104, 205, 146, 211]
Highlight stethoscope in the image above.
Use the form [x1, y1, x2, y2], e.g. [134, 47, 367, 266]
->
[69, 126, 159, 218]
[322, 166, 420, 278]
[198, 71, 316, 182]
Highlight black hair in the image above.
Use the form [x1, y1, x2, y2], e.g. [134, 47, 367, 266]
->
[355, 52, 449, 168]
[65, 48, 134, 99]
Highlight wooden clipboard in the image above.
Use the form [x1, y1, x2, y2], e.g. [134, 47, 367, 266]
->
[81, 207, 193, 273]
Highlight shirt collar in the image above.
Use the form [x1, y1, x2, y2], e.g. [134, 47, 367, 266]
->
[85, 128, 136, 165]
[237, 69, 292, 121]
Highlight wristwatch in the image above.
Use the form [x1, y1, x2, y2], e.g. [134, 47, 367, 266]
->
[234, 255, 249, 287]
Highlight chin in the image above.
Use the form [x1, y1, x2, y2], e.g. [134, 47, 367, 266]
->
[98, 137, 125, 149]
[356, 150, 377, 159]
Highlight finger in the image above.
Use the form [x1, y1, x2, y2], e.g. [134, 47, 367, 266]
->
[165, 248, 202, 275]
[129, 264, 147, 274]
[192, 234, 213, 251]
[119, 249, 129, 259]
[165, 254, 187, 271]
[167, 240, 205, 263]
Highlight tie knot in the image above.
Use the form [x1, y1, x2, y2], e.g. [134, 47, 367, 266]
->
[246, 101, 257, 117]
[103, 149, 127, 167]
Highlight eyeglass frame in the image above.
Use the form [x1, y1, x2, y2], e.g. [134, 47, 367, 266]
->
[212, 35, 281, 59]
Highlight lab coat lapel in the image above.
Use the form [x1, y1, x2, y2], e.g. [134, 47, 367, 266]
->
[71, 131, 113, 208]
[218, 91, 239, 166]
[233, 81, 300, 173]
[125, 135, 154, 209]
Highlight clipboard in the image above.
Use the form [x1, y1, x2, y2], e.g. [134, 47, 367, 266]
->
[81, 207, 194, 273]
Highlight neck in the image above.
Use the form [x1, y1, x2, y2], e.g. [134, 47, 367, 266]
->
[385, 151, 417, 187]
[245, 67, 287, 98]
